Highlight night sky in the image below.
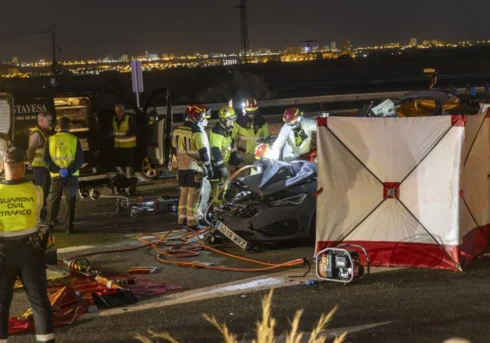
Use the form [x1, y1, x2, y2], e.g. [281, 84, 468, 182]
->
[0, 0, 489, 61]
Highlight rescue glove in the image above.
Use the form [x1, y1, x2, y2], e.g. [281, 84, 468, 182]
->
[60, 168, 68, 178]
[220, 166, 229, 179]
[206, 164, 214, 179]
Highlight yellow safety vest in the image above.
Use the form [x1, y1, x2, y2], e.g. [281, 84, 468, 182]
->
[113, 115, 137, 148]
[28, 127, 48, 167]
[210, 123, 233, 166]
[171, 122, 209, 171]
[49, 132, 79, 177]
[232, 116, 270, 155]
[0, 182, 42, 239]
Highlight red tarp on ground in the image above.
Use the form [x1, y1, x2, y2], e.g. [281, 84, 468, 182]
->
[9, 271, 184, 335]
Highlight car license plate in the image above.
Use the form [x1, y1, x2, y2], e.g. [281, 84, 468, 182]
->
[214, 221, 248, 250]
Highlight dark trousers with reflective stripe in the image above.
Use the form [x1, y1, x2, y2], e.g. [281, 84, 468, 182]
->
[0, 240, 54, 341]
[33, 167, 51, 208]
[46, 176, 78, 231]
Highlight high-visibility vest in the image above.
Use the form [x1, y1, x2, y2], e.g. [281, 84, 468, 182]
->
[0, 182, 42, 239]
[232, 115, 270, 156]
[49, 132, 79, 177]
[28, 127, 48, 167]
[210, 123, 233, 167]
[113, 115, 137, 148]
[171, 122, 209, 171]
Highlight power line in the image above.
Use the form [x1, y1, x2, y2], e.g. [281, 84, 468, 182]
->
[0, 29, 51, 39]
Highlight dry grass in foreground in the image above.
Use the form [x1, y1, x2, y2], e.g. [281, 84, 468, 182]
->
[135, 289, 345, 343]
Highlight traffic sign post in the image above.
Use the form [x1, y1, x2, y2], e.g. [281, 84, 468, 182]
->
[131, 60, 144, 108]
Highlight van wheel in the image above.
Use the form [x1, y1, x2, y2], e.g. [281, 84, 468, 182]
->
[137, 157, 162, 181]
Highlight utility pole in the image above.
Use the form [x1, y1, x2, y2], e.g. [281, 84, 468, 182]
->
[51, 21, 57, 87]
[234, 0, 249, 64]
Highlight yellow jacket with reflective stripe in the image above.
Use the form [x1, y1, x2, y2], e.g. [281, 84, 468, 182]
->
[210, 123, 233, 167]
[113, 115, 137, 148]
[232, 114, 270, 155]
[49, 132, 79, 177]
[0, 182, 42, 239]
[171, 121, 209, 171]
[28, 127, 48, 167]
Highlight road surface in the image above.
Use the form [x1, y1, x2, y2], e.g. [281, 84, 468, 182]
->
[7, 180, 490, 343]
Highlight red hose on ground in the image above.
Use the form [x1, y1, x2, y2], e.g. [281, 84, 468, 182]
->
[62, 164, 305, 272]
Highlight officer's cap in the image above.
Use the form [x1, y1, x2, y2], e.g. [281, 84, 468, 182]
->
[2, 147, 26, 164]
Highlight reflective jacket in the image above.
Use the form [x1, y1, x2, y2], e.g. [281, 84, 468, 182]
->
[48, 132, 80, 177]
[232, 114, 270, 155]
[0, 181, 42, 239]
[210, 122, 234, 168]
[171, 121, 210, 171]
[113, 114, 137, 148]
[28, 127, 49, 167]
[270, 117, 317, 162]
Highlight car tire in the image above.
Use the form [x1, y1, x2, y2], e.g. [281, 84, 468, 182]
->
[136, 157, 163, 181]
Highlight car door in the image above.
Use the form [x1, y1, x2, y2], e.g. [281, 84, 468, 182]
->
[142, 88, 172, 167]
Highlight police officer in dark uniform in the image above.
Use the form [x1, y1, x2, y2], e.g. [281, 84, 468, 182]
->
[0, 147, 55, 343]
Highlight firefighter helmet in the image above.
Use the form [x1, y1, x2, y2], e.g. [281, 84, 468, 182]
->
[218, 105, 237, 130]
[242, 98, 259, 115]
[255, 143, 268, 160]
[283, 107, 303, 128]
[185, 104, 210, 121]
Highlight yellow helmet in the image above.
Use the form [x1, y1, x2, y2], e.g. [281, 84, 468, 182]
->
[218, 106, 237, 120]
[218, 105, 236, 130]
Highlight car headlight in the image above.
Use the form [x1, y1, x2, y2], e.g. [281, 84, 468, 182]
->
[269, 194, 307, 206]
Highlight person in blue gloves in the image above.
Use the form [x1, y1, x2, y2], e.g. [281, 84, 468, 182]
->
[44, 117, 84, 234]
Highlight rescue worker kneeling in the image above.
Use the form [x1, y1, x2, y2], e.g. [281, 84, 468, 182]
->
[171, 105, 213, 229]
[209, 105, 237, 206]
[269, 107, 317, 162]
[0, 147, 55, 343]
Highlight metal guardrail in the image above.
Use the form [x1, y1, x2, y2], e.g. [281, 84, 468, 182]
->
[165, 86, 486, 115]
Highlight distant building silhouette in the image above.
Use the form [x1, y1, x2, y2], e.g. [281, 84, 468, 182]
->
[341, 40, 352, 55]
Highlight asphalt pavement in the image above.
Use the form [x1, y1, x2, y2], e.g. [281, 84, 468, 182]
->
[7, 180, 490, 343]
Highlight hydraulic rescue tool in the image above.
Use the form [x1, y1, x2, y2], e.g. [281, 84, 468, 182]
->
[61, 258, 138, 308]
[315, 244, 370, 284]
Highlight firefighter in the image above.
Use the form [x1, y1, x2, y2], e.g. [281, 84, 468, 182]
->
[44, 117, 84, 234]
[171, 105, 213, 228]
[269, 107, 317, 162]
[0, 147, 55, 343]
[26, 112, 53, 217]
[112, 104, 137, 178]
[232, 98, 270, 172]
[197, 108, 212, 224]
[209, 105, 237, 206]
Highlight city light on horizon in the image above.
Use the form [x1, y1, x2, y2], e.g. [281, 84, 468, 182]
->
[2, 37, 490, 79]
